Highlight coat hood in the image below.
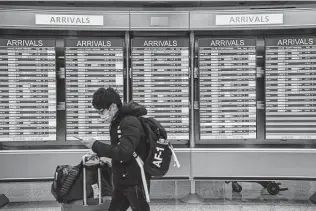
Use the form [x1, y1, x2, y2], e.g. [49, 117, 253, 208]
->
[119, 101, 147, 118]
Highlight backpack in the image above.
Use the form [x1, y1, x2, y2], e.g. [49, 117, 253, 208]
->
[135, 116, 181, 178]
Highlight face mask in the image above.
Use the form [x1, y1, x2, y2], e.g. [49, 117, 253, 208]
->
[98, 104, 118, 124]
[100, 110, 111, 124]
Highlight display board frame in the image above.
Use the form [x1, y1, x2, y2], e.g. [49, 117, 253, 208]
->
[264, 35, 316, 142]
[195, 35, 261, 145]
[2, 29, 316, 149]
[0, 37, 57, 142]
[192, 30, 316, 145]
[130, 32, 191, 145]
[0, 30, 126, 149]
[64, 37, 125, 142]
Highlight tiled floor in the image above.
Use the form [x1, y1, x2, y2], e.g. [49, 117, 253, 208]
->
[2, 180, 316, 210]
[2, 200, 316, 211]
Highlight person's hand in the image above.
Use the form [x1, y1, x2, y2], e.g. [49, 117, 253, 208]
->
[74, 136, 96, 149]
[87, 150, 97, 160]
[100, 157, 112, 167]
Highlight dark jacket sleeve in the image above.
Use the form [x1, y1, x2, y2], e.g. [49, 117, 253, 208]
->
[91, 116, 141, 161]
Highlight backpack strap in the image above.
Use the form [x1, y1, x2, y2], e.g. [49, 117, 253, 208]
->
[167, 143, 181, 168]
[133, 152, 150, 203]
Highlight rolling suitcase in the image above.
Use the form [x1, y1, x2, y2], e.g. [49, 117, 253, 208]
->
[61, 154, 111, 211]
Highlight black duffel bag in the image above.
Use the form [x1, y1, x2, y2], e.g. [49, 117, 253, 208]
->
[51, 157, 112, 204]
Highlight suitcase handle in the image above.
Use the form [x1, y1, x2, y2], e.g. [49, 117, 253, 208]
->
[82, 154, 102, 206]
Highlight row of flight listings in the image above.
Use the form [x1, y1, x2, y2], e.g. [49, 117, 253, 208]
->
[0, 36, 315, 142]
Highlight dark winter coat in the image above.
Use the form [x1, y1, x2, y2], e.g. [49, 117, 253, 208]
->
[92, 101, 149, 187]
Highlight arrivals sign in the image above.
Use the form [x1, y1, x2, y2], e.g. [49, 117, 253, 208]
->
[215, 14, 283, 25]
[35, 14, 104, 26]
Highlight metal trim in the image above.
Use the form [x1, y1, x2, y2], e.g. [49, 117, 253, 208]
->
[130, 10, 189, 30]
[194, 177, 316, 180]
[2, 7, 316, 30]
[189, 8, 313, 13]
[0, 177, 190, 182]
[125, 31, 130, 102]
[0, 177, 54, 181]
[0, 148, 191, 154]
[190, 8, 316, 30]
[191, 148, 316, 153]
[3, 148, 314, 154]
[130, 12, 190, 15]
[0, 9, 130, 30]
[0, 7, 130, 13]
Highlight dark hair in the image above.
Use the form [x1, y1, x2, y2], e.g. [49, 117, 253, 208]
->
[92, 87, 122, 110]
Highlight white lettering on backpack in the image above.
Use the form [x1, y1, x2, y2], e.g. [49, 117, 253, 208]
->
[153, 147, 164, 168]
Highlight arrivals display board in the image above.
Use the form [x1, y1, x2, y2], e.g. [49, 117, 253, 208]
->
[198, 38, 257, 140]
[131, 38, 190, 140]
[265, 37, 316, 139]
[65, 38, 124, 141]
[0, 38, 56, 141]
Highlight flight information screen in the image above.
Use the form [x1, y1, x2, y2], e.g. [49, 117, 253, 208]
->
[65, 39, 124, 141]
[0, 38, 56, 141]
[265, 37, 316, 139]
[131, 38, 190, 140]
[198, 38, 257, 140]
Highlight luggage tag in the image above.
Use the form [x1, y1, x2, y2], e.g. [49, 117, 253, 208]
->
[91, 184, 100, 200]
